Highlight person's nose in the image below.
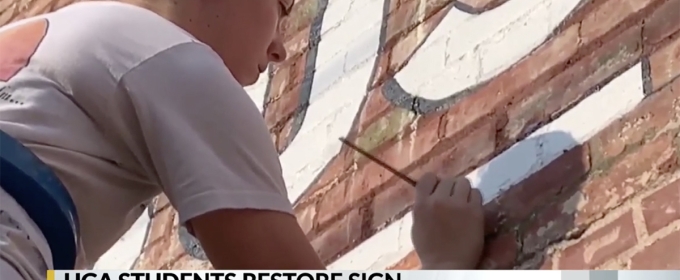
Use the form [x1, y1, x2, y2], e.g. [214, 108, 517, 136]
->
[267, 37, 287, 63]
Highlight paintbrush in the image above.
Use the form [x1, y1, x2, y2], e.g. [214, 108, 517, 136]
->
[339, 137, 417, 187]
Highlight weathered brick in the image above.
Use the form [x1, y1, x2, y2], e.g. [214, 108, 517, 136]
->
[521, 134, 676, 261]
[286, 54, 309, 90]
[135, 214, 184, 269]
[357, 87, 394, 133]
[387, 251, 420, 270]
[642, 0, 680, 46]
[296, 202, 317, 235]
[280, 0, 318, 39]
[648, 32, 680, 91]
[478, 232, 519, 269]
[354, 107, 414, 153]
[146, 199, 175, 247]
[558, 211, 638, 269]
[641, 179, 680, 234]
[264, 86, 299, 131]
[590, 78, 680, 166]
[437, 120, 497, 177]
[579, 0, 654, 45]
[439, 23, 580, 138]
[490, 144, 591, 229]
[629, 229, 680, 269]
[371, 184, 414, 229]
[311, 113, 439, 218]
[387, 3, 448, 73]
[310, 208, 362, 264]
[315, 180, 348, 225]
[580, 134, 676, 223]
[305, 148, 354, 196]
[284, 26, 311, 58]
[385, 0, 420, 44]
[422, 0, 454, 21]
[504, 24, 641, 144]
[166, 256, 212, 270]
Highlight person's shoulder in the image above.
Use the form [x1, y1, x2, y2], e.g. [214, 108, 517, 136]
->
[40, 1, 201, 79]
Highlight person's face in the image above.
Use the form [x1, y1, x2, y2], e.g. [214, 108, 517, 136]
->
[195, 0, 293, 86]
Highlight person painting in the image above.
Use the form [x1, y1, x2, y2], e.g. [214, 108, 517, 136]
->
[0, 1, 486, 279]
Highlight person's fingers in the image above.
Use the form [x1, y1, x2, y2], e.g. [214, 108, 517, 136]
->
[469, 188, 483, 205]
[415, 173, 439, 200]
[451, 177, 472, 201]
[433, 176, 457, 198]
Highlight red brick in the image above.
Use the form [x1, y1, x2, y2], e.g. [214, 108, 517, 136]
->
[371, 184, 414, 229]
[491, 144, 590, 229]
[439, 23, 580, 138]
[539, 257, 554, 270]
[264, 86, 299, 131]
[388, 28, 419, 73]
[146, 201, 175, 246]
[315, 180, 348, 225]
[438, 120, 497, 177]
[649, 32, 680, 91]
[629, 229, 680, 269]
[558, 211, 638, 269]
[315, 114, 440, 212]
[152, 195, 172, 216]
[135, 214, 185, 269]
[284, 27, 311, 58]
[279, 0, 318, 39]
[387, 251, 420, 270]
[579, 135, 676, 223]
[358, 87, 394, 133]
[504, 24, 642, 143]
[422, 0, 456, 21]
[478, 233, 518, 269]
[516, 254, 553, 270]
[521, 134, 677, 258]
[387, 5, 448, 73]
[310, 208, 362, 264]
[384, 0, 419, 45]
[579, 0, 654, 45]
[590, 78, 680, 166]
[643, 0, 680, 46]
[166, 256, 211, 270]
[354, 108, 414, 153]
[295, 202, 317, 235]
[305, 149, 354, 197]
[641, 179, 680, 234]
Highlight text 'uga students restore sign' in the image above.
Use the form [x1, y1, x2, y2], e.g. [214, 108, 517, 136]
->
[52, 271, 402, 280]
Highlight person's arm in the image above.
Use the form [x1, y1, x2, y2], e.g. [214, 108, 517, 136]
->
[114, 42, 325, 269]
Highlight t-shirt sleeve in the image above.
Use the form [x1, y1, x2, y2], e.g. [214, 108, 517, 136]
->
[115, 42, 294, 223]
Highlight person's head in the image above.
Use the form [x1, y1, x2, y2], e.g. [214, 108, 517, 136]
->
[128, 0, 293, 86]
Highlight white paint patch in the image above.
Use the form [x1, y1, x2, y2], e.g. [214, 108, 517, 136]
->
[328, 63, 645, 270]
[93, 212, 150, 269]
[394, 0, 580, 100]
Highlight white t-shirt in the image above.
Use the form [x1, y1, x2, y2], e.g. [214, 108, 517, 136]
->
[0, 1, 293, 268]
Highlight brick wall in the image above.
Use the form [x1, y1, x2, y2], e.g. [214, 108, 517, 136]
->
[137, 0, 680, 269]
[3, 0, 680, 270]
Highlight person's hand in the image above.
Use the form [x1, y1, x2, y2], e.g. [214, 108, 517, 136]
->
[411, 173, 485, 269]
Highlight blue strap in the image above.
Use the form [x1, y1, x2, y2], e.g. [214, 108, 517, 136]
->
[0, 130, 79, 269]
